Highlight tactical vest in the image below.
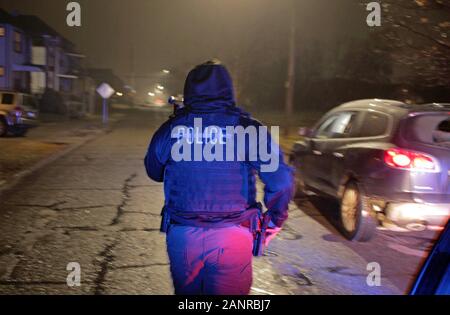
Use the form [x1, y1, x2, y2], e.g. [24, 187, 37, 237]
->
[163, 109, 258, 221]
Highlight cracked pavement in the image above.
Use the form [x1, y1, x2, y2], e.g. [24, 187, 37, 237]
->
[0, 107, 441, 295]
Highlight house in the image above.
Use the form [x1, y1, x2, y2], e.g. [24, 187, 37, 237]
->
[14, 14, 84, 96]
[14, 14, 101, 115]
[0, 9, 108, 115]
[0, 9, 43, 93]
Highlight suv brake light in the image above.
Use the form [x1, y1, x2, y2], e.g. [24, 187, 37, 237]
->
[384, 148, 438, 172]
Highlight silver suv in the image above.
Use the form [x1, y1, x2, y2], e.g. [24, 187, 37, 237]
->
[291, 99, 450, 241]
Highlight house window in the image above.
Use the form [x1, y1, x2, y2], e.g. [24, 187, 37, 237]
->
[1, 93, 14, 104]
[14, 31, 22, 53]
[0, 27, 5, 37]
[0, 66, 4, 77]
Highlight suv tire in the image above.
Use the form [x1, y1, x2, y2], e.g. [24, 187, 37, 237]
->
[339, 181, 377, 242]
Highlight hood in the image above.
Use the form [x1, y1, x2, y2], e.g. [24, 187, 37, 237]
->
[183, 62, 236, 110]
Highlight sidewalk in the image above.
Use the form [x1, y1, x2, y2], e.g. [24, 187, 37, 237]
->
[0, 112, 123, 190]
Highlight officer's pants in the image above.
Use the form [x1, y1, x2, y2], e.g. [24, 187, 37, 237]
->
[166, 224, 253, 295]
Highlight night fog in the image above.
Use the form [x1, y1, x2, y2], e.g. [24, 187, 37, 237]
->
[0, 0, 374, 106]
[0, 0, 449, 298]
[0, 0, 449, 110]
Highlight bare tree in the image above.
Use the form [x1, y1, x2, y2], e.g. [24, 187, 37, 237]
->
[377, 0, 450, 86]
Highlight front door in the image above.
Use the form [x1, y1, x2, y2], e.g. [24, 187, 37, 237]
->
[312, 111, 359, 196]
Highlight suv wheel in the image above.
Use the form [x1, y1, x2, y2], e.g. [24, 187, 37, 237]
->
[339, 181, 377, 242]
[0, 117, 7, 137]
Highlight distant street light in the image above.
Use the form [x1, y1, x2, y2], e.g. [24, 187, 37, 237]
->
[162, 69, 170, 74]
[116, 92, 123, 96]
[157, 85, 165, 90]
[148, 92, 155, 97]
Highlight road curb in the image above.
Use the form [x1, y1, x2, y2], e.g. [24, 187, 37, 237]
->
[0, 125, 113, 197]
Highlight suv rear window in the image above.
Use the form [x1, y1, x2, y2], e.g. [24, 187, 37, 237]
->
[1, 93, 14, 105]
[404, 114, 450, 148]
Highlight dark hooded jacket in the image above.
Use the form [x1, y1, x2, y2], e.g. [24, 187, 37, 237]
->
[145, 63, 293, 227]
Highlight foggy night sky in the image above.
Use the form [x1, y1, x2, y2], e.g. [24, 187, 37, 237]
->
[0, 0, 369, 91]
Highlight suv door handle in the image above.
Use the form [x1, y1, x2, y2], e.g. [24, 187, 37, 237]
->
[333, 152, 344, 158]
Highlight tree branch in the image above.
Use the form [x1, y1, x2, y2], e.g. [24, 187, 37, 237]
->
[395, 21, 450, 50]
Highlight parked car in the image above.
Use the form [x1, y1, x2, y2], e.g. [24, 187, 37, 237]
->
[290, 99, 450, 242]
[0, 91, 39, 137]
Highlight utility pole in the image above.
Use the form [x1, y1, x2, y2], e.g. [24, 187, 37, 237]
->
[126, 2, 136, 90]
[285, 3, 296, 134]
[130, 44, 136, 89]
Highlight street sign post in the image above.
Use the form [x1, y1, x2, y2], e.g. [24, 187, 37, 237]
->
[96, 83, 115, 124]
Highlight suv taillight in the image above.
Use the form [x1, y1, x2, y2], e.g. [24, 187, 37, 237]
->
[384, 148, 438, 172]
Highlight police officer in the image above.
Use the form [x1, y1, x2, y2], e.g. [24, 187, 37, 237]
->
[145, 60, 293, 295]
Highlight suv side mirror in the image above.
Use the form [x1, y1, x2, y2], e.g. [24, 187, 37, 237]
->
[298, 127, 313, 138]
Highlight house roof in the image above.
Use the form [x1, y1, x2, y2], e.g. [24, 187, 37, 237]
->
[0, 9, 23, 29]
[14, 14, 77, 51]
[14, 14, 60, 38]
[0, 10, 82, 55]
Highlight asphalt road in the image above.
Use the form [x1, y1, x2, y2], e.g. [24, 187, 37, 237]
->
[0, 107, 441, 295]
